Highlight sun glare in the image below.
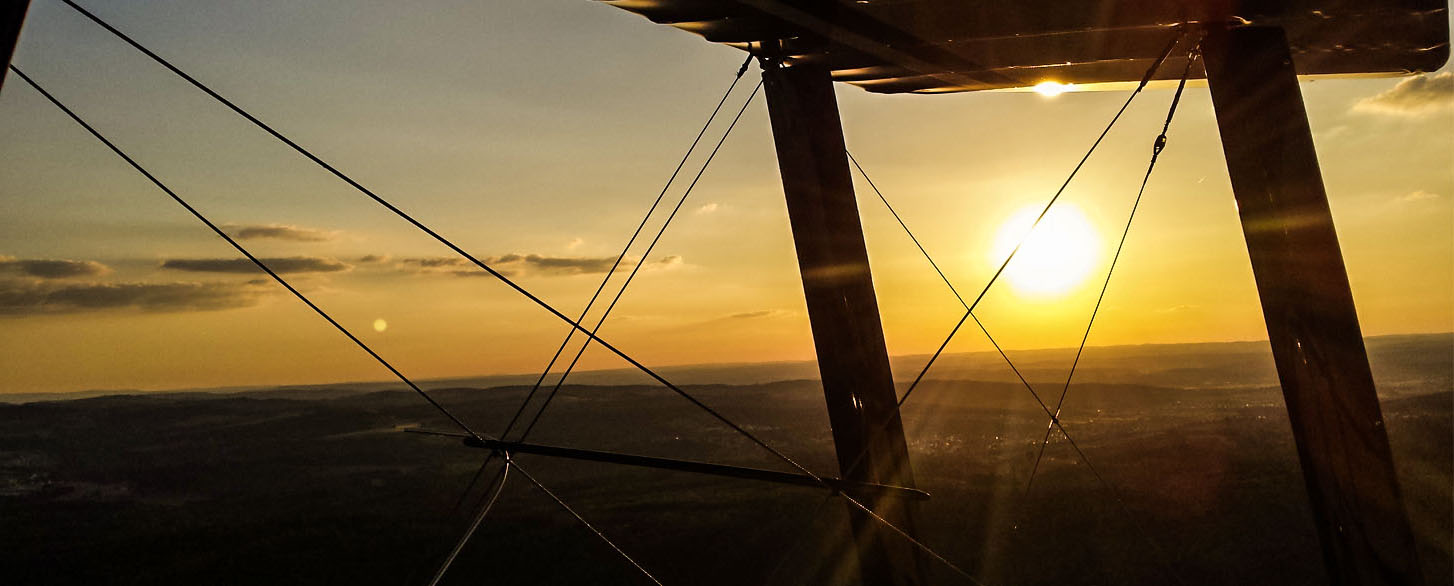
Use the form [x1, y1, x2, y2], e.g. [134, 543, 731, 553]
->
[1032, 81, 1073, 97]
[991, 204, 1100, 297]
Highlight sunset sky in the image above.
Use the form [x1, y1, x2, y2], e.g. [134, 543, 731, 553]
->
[1, 0, 1450, 395]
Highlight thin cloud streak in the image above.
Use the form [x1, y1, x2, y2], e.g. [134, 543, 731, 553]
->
[1399, 190, 1441, 203]
[726, 309, 791, 320]
[395, 254, 683, 277]
[161, 257, 352, 274]
[222, 223, 338, 242]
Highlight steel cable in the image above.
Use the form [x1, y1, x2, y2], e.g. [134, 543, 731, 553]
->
[426, 55, 754, 578]
[510, 457, 665, 586]
[424, 460, 509, 586]
[515, 80, 764, 443]
[885, 30, 1187, 419]
[1026, 45, 1200, 491]
[498, 54, 756, 443]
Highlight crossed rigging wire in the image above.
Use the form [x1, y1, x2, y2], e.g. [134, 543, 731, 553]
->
[819, 30, 1188, 498]
[438, 50, 758, 536]
[515, 83, 766, 444]
[1026, 47, 1201, 493]
[832, 35, 1199, 586]
[18, 1, 1202, 583]
[423, 460, 509, 586]
[502, 53, 757, 446]
[427, 58, 763, 585]
[752, 30, 1199, 583]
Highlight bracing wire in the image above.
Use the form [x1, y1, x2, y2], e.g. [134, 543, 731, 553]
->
[424, 460, 509, 586]
[965, 314, 1131, 495]
[444, 77, 995, 586]
[964, 31, 1183, 315]
[497, 54, 756, 443]
[844, 152, 1119, 586]
[827, 29, 1184, 481]
[402, 452, 497, 585]
[848, 150, 968, 310]
[515, 80, 764, 443]
[509, 457, 665, 586]
[426, 65, 760, 586]
[1026, 44, 1201, 492]
[849, 149, 1130, 536]
[432, 457, 665, 586]
[847, 136, 1186, 586]
[846, 155, 1098, 485]
[53, 0, 822, 491]
[825, 33, 1194, 585]
[430, 53, 753, 569]
[882, 30, 1187, 418]
[1011, 43, 1201, 586]
[761, 492, 836, 586]
[753, 31, 1186, 584]
[971, 312, 1167, 579]
[6, 64, 486, 445]
[444, 453, 495, 524]
[840, 493, 989, 586]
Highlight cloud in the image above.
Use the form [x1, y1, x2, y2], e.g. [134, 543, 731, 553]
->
[395, 256, 475, 274]
[503, 254, 621, 275]
[695, 203, 720, 215]
[393, 257, 496, 277]
[1399, 190, 1441, 203]
[725, 309, 790, 320]
[1354, 72, 1453, 115]
[1311, 125, 1348, 142]
[357, 254, 390, 263]
[566, 237, 584, 250]
[0, 279, 271, 316]
[0, 256, 110, 279]
[160, 256, 351, 274]
[396, 254, 682, 278]
[221, 223, 338, 242]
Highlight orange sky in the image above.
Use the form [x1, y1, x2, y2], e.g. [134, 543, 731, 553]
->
[0, 2, 1449, 394]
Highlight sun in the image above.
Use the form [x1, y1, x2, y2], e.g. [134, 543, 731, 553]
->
[990, 204, 1100, 297]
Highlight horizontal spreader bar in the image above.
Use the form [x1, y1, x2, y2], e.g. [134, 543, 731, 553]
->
[407, 429, 929, 501]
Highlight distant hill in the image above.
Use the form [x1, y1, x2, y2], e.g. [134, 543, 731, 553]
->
[3, 332, 1448, 404]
